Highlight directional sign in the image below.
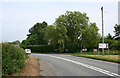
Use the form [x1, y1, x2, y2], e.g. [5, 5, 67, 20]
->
[99, 43, 108, 49]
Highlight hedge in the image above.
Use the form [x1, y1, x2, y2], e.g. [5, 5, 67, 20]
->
[64, 44, 80, 53]
[21, 45, 54, 53]
[21, 44, 81, 53]
[2, 43, 27, 76]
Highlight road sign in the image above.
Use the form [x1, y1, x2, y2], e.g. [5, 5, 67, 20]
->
[99, 43, 108, 49]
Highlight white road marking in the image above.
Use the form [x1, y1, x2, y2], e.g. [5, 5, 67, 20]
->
[40, 54, 120, 77]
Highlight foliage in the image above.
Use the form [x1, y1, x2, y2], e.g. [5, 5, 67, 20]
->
[54, 11, 89, 44]
[21, 45, 54, 53]
[105, 33, 113, 40]
[44, 25, 68, 52]
[21, 44, 81, 53]
[10, 40, 20, 44]
[81, 23, 100, 51]
[44, 25, 57, 46]
[22, 21, 48, 45]
[64, 44, 80, 53]
[2, 43, 27, 76]
[113, 24, 120, 40]
[99, 33, 119, 50]
[110, 40, 119, 50]
[44, 11, 100, 52]
[22, 11, 112, 52]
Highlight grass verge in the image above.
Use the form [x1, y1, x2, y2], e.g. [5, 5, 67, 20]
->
[70, 53, 119, 63]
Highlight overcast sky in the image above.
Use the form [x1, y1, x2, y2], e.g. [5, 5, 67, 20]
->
[0, 0, 119, 42]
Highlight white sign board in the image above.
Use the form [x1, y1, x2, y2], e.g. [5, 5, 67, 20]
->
[99, 43, 108, 48]
[25, 49, 31, 54]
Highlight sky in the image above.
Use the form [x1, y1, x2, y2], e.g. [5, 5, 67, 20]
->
[118, 1, 120, 25]
[0, 0, 119, 42]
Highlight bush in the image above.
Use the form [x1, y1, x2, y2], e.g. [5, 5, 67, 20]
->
[21, 44, 81, 53]
[64, 44, 80, 53]
[2, 43, 27, 76]
[110, 40, 119, 50]
[21, 45, 54, 53]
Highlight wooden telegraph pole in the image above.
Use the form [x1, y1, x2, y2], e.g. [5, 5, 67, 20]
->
[101, 6, 104, 56]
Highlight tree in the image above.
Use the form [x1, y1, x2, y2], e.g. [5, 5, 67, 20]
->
[81, 23, 100, 51]
[113, 24, 120, 40]
[50, 11, 100, 51]
[44, 25, 68, 52]
[22, 21, 48, 45]
[106, 33, 113, 40]
[44, 25, 57, 46]
[11, 40, 20, 44]
[54, 11, 89, 44]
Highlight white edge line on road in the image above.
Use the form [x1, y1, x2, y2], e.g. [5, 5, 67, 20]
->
[40, 54, 120, 77]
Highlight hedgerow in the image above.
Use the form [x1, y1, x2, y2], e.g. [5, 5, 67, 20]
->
[21, 45, 54, 53]
[2, 43, 27, 76]
[21, 44, 81, 53]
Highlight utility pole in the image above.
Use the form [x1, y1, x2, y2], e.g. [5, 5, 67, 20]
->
[101, 6, 104, 56]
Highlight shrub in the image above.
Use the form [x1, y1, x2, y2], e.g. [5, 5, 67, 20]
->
[2, 43, 27, 76]
[21, 44, 81, 53]
[110, 40, 119, 50]
[64, 44, 80, 53]
[21, 45, 54, 53]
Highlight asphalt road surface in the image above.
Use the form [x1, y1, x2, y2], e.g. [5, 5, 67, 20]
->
[31, 53, 119, 77]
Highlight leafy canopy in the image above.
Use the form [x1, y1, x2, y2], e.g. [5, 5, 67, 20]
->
[54, 11, 89, 44]
[22, 21, 47, 45]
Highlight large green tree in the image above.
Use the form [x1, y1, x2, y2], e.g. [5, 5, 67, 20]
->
[81, 23, 100, 51]
[22, 21, 47, 45]
[44, 25, 68, 52]
[54, 11, 89, 44]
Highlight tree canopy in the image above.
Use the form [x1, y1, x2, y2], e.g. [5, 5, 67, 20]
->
[113, 24, 120, 40]
[54, 11, 89, 44]
[44, 11, 100, 52]
[22, 11, 103, 52]
[22, 21, 47, 45]
[44, 25, 68, 52]
[81, 23, 100, 50]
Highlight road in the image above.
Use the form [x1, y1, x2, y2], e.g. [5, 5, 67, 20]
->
[31, 53, 119, 77]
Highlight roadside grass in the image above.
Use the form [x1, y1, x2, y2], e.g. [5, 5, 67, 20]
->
[62, 51, 119, 63]
[71, 54, 119, 63]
